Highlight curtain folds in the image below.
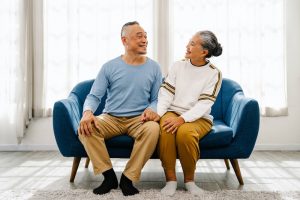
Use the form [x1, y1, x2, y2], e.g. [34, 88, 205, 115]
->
[32, 0, 45, 117]
[0, 0, 32, 143]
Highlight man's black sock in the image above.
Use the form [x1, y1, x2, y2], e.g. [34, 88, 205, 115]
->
[119, 173, 139, 196]
[93, 168, 118, 195]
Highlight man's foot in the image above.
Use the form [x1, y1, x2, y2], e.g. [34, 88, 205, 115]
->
[93, 168, 118, 195]
[185, 182, 205, 197]
[119, 173, 139, 196]
[161, 181, 177, 196]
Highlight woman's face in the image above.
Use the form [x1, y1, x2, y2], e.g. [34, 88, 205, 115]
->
[185, 34, 207, 60]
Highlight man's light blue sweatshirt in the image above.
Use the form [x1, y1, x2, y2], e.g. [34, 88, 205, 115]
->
[83, 56, 162, 117]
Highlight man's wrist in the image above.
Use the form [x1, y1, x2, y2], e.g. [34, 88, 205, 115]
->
[145, 108, 154, 112]
[83, 110, 93, 116]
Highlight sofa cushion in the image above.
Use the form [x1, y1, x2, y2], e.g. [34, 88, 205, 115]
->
[105, 135, 134, 148]
[105, 120, 233, 150]
[200, 120, 233, 148]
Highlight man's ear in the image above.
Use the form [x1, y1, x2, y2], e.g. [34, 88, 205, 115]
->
[121, 36, 127, 46]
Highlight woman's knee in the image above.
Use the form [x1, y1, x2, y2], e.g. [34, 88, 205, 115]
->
[176, 125, 197, 145]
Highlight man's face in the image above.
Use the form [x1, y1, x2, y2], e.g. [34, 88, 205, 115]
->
[122, 24, 148, 55]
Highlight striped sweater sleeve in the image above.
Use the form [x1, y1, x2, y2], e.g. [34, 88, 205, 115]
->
[181, 68, 222, 122]
[157, 64, 177, 117]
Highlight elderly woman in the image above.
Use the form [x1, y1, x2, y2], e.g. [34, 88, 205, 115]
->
[157, 31, 223, 196]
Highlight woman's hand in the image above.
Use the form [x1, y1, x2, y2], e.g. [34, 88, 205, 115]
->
[162, 116, 185, 134]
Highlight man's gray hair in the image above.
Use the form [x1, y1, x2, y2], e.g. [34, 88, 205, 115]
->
[121, 21, 140, 37]
[197, 31, 222, 58]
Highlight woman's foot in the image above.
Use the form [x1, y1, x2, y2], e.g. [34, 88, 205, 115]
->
[161, 181, 177, 196]
[185, 182, 204, 196]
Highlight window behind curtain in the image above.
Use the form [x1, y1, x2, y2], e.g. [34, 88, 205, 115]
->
[44, 0, 153, 115]
[172, 0, 286, 116]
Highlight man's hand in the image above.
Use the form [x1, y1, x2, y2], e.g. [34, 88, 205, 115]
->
[162, 116, 185, 134]
[78, 110, 100, 136]
[141, 108, 160, 122]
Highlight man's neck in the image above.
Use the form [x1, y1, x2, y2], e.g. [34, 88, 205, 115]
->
[121, 53, 146, 66]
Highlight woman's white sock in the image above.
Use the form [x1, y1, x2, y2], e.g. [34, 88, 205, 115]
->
[185, 182, 204, 196]
[161, 181, 177, 196]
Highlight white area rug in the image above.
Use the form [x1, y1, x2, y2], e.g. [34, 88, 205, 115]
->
[1, 189, 300, 200]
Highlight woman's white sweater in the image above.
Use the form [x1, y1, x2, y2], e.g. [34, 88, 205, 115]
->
[157, 59, 222, 122]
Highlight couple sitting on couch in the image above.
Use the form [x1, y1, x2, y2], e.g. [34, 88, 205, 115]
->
[78, 21, 222, 197]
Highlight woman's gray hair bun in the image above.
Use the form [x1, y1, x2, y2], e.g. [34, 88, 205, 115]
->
[198, 31, 222, 58]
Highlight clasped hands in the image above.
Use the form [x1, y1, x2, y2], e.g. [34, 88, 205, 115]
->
[140, 108, 160, 122]
[141, 109, 185, 134]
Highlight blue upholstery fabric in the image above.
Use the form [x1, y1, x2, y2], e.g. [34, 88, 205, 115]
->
[53, 78, 259, 160]
[53, 97, 87, 157]
[200, 120, 233, 148]
[106, 135, 134, 148]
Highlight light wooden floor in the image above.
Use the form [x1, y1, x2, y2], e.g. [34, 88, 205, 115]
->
[0, 151, 300, 192]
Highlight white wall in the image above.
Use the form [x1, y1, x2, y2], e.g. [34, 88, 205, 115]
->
[0, 118, 58, 150]
[1, 0, 300, 150]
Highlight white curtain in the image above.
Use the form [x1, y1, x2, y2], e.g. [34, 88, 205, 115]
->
[0, 0, 32, 143]
[172, 0, 286, 116]
[42, 0, 154, 116]
[0, 0, 289, 143]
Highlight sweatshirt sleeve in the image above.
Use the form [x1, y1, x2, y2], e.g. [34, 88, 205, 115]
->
[147, 63, 163, 112]
[83, 64, 109, 114]
[181, 69, 222, 122]
[157, 63, 177, 117]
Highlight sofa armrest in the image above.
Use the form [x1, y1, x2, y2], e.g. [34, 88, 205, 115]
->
[224, 92, 260, 157]
[53, 94, 87, 157]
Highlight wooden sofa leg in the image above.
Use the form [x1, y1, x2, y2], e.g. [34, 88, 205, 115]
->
[85, 157, 90, 168]
[224, 159, 230, 170]
[229, 159, 244, 185]
[70, 157, 81, 182]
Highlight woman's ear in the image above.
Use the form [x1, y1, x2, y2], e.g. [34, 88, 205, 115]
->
[202, 49, 209, 58]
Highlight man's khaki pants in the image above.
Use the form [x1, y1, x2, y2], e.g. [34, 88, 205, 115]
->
[79, 114, 160, 182]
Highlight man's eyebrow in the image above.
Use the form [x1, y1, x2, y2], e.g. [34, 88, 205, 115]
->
[136, 32, 147, 35]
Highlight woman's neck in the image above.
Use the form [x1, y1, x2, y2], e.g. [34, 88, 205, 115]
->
[190, 58, 208, 67]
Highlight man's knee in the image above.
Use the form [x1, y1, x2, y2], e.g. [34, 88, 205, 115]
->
[143, 121, 160, 138]
[78, 123, 104, 142]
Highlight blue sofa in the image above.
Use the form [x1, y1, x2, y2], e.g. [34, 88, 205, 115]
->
[53, 78, 260, 184]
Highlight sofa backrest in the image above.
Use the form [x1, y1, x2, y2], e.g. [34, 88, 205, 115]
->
[70, 78, 243, 120]
[70, 79, 106, 116]
[211, 78, 243, 120]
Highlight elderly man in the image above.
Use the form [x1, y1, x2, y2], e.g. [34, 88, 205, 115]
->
[78, 21, 162, 196]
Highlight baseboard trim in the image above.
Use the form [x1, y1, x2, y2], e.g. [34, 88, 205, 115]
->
[0, 144, 58, 151]
[0, 144, 299, 151]
[254, 144, 300, 151]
